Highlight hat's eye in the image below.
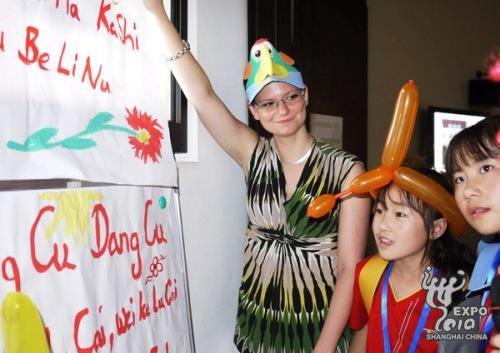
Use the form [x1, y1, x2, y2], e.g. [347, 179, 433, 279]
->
[251, 48, 262, 62]
[263, 42, 274, 56]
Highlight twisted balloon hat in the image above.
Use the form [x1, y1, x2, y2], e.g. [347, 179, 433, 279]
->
[307, 80, 468, 236]
[1, 292, 51, 353]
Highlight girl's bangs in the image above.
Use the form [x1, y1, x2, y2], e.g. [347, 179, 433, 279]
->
[446, 120, 500, 174]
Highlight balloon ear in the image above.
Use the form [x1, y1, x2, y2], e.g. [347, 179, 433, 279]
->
[393, 167, 468, 236]
[243, 62, 252, 80]
[278, 51, 295, 65]
[349, 166, 394, 194]
[381, 80, 419, 169]
[307, 194, 337, 219]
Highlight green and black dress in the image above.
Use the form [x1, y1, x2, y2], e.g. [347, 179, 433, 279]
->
[234, 137, 362, 353]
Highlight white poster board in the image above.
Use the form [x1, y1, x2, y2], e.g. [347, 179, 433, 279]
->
[0, 186, 194, 353]
[0, 0, 177, 187]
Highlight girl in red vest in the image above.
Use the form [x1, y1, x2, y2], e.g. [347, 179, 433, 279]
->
[349, 169, 474, 353]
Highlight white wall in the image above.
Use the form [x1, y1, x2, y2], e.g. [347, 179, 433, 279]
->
[367, 0, 500, 168]
[177, 0, 248, 352]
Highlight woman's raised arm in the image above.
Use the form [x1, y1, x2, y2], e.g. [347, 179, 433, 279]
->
[143, 0, 258, 169]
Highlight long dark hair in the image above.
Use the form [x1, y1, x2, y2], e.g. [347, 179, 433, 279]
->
[375, 168, 475, 278]
[445, 115, 500, 177]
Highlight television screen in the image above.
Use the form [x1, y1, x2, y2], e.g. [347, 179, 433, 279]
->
[428, 107, 486, 173]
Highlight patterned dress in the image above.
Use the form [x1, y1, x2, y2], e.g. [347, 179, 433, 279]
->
[234, 137, 362, 353]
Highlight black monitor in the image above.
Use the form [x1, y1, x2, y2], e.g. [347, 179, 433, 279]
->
[426, 106, 486, 173]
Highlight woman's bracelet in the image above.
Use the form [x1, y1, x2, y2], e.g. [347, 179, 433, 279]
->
[164, 40, 191, 62]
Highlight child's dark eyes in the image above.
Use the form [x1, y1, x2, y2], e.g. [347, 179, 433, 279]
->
[373, 207, 383, 214]
[395, 211, 407, 218]
[453, 175, 465, 185]
[480, 165, 493, 173]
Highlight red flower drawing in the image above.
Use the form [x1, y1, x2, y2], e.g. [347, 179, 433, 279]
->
[126, 107, 163, 163]
[146, 255, 167, 284]
[150, 256, 164, 277]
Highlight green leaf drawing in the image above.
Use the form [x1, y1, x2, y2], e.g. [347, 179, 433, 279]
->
[61, 138, 97, 150]
[86, 112, 114, 133]
[12, 128, 60, 151]
[6, 111, 137, 153]
[6, 141, 29, 151]
[26, 127, 58, 145]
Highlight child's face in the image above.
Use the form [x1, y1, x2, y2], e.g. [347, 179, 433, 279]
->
[452, 156, 500, 235]
[372, 186, 429, 263]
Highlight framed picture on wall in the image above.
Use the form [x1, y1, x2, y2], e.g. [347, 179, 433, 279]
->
[427, 106, 486, 173]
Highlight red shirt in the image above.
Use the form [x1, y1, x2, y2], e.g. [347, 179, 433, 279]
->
[349, 257, 442, 353]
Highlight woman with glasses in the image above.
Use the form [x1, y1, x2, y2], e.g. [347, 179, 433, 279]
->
[144, 1, 370, 353]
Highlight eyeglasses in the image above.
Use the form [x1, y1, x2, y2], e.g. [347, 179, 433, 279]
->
[252, 89, 305, 111]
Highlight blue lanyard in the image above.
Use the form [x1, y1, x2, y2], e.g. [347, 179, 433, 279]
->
[479, 249, 500, 353]
[381, 262, 434, 353]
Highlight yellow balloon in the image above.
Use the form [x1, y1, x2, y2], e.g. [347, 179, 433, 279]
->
[1, 292, 51, 353]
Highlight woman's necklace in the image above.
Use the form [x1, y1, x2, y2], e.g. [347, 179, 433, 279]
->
[278, 143, 314, 165]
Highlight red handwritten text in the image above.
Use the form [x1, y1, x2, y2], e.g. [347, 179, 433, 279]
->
[0, 31, 5, 51]
[73, 280, 178, 352]
[73, 306, 111, 353]
[30, 205, 77, 274]
[91, 204, 142, 280]
[115, 297, 136, 336]
[153, 279, 178, 314]
[96, 0, 140, 51]
[1, 256, 21, 292]
[144, 200, 168, 247]
[138, 289, 150, 321]
[18, 26, 111, 94]
[55, 0, 81, 21]
[90, 200, 168, 281]
[150, 341, 169, 353]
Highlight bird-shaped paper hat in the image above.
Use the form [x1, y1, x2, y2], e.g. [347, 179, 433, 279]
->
[243, 38, 305, 103]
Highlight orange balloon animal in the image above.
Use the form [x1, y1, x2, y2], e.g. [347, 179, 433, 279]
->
[307, 166, 394, 218]
[381, 80, 419, 169]
[307, 81, 419, 218]
[306, 81, 467, 236]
